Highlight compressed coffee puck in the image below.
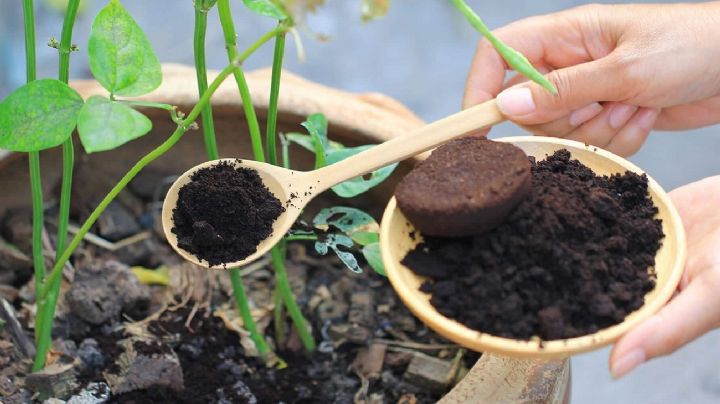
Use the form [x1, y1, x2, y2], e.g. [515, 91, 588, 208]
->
[395, 138, 531, 237]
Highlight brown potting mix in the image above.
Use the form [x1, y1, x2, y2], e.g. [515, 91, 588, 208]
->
[171, 160, 284, 266]
[395, 138, 531, 237]
[401, 149, 664, 340]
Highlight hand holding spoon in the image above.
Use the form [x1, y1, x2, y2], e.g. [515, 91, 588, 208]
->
[162, 99, 503, 268]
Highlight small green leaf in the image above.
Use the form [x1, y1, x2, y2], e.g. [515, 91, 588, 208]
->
[326, 146, 398, 198]
[315, 234, 361, 273]
[284, 133, 316, 153]
[301, 113, 328, 147]
[313, 207, 376, 233]
[131, 265, 169, 286]
[362, 242, 385, 276]
[300, 113, 329, 169]
[0, 318, 5, 332]
[351, 231, 379, 246]
[285, 133, 343, 153]
[77, 96, 152, 153]
[89, 0, 162, 96]
[0, 79, 83, 152]
[243, 0, 288, 20]
[361, 0, 390, 22]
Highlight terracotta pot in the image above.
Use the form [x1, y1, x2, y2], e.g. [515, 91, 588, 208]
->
[0, 64, 569, 402]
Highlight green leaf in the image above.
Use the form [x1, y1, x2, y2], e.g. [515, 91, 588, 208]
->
[131, 265, 170, 286]
[77, 96, 152, 153]
[351, 231, 379, 246]
[301, 113, 328, 147]
[300, 113, 329, 169]
[315, 234, 361, 273]
[285, 133, 343, 153]
[243, 0, 288, 20]
[88, 0, 162, 96]
[284, 133, 316, 153]
[362, 242, 385, 276]
[326, 146, 398, 198]
[361, 0, 390, 22]
[313, 207, 376, 233]
[0, 79, 83, 152]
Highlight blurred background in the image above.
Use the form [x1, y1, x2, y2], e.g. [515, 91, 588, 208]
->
[1, 0, 718, 402]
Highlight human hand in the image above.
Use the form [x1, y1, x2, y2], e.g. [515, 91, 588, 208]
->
[463, 2, 720, 156]
[609, 175, 720, 378]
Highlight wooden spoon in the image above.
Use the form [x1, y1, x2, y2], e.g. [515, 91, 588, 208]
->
[162, 99, 504, 268]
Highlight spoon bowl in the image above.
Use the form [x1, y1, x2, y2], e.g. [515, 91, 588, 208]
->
[161, 159, 311, 268]
[380, 136, 687, 358]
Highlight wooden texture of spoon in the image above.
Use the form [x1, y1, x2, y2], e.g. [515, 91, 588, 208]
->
[162, 99, 504, 268]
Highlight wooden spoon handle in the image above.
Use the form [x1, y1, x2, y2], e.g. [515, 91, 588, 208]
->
[310, 99, 504, 192]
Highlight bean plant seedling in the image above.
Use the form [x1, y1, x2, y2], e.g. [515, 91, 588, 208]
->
[0, 0, 553, 376]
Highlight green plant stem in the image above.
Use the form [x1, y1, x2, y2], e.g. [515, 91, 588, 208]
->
[117, 100, 175, 110]
[58, 0, 79, 83]
[194, 7, 219, 160]
[32, 0, 81, 372]
[22, 0, 48, 352]
[229, 269, 270, 355]
[22, 0, 44, 293]
[279, 133, 291, 169]
[21, 0, 36, 81]
[28, 153, 44, 287]
[216, 1, 313, 352]
[203, 0, 273, 358]
[285, 234, 318, 241]
[265, 29, 286, 165]
[117, 100, 183, 124]
[39, 27, 280, 301]
[218, 0, 269, 163]
[28, 153, 45, 337]
[55, 0, 80, 258]
[271, 247, 315, 352]
[273, 288, 286, 348]
[448, 0, 556, 94]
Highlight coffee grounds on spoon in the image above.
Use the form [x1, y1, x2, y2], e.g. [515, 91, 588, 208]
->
[401, 150, 663, 340]
[171, 161, 284, 266]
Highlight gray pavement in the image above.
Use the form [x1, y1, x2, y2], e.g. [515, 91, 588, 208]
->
[1, 0, 718, 402]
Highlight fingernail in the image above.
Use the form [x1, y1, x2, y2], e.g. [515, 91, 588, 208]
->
[569, 103, 603, 127]
[497, 87, 535, 116]
[611, 349, 645, 379]
[609, 104, 638, 129]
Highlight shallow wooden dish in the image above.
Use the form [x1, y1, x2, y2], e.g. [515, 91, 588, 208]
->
[380, 135, 687, 358]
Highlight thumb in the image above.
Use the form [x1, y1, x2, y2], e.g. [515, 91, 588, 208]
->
[496, 58, 627, 125]
[609, 270, 720, 379]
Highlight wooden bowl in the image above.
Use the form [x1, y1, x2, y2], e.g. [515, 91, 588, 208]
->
[380, 136, 687, 358]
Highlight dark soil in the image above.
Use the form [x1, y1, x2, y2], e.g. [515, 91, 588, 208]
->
[1, 157, 474, 404]
[171, 160, 284, 266]
[402, 149, 663, 340]
[395, 138, 531, 237]
[99, 255, 468, 403]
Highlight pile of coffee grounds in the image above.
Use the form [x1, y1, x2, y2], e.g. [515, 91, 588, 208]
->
[402, 150, 663, 340]
[171, 161, 284, 266]
[396, 138, 531, 237]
